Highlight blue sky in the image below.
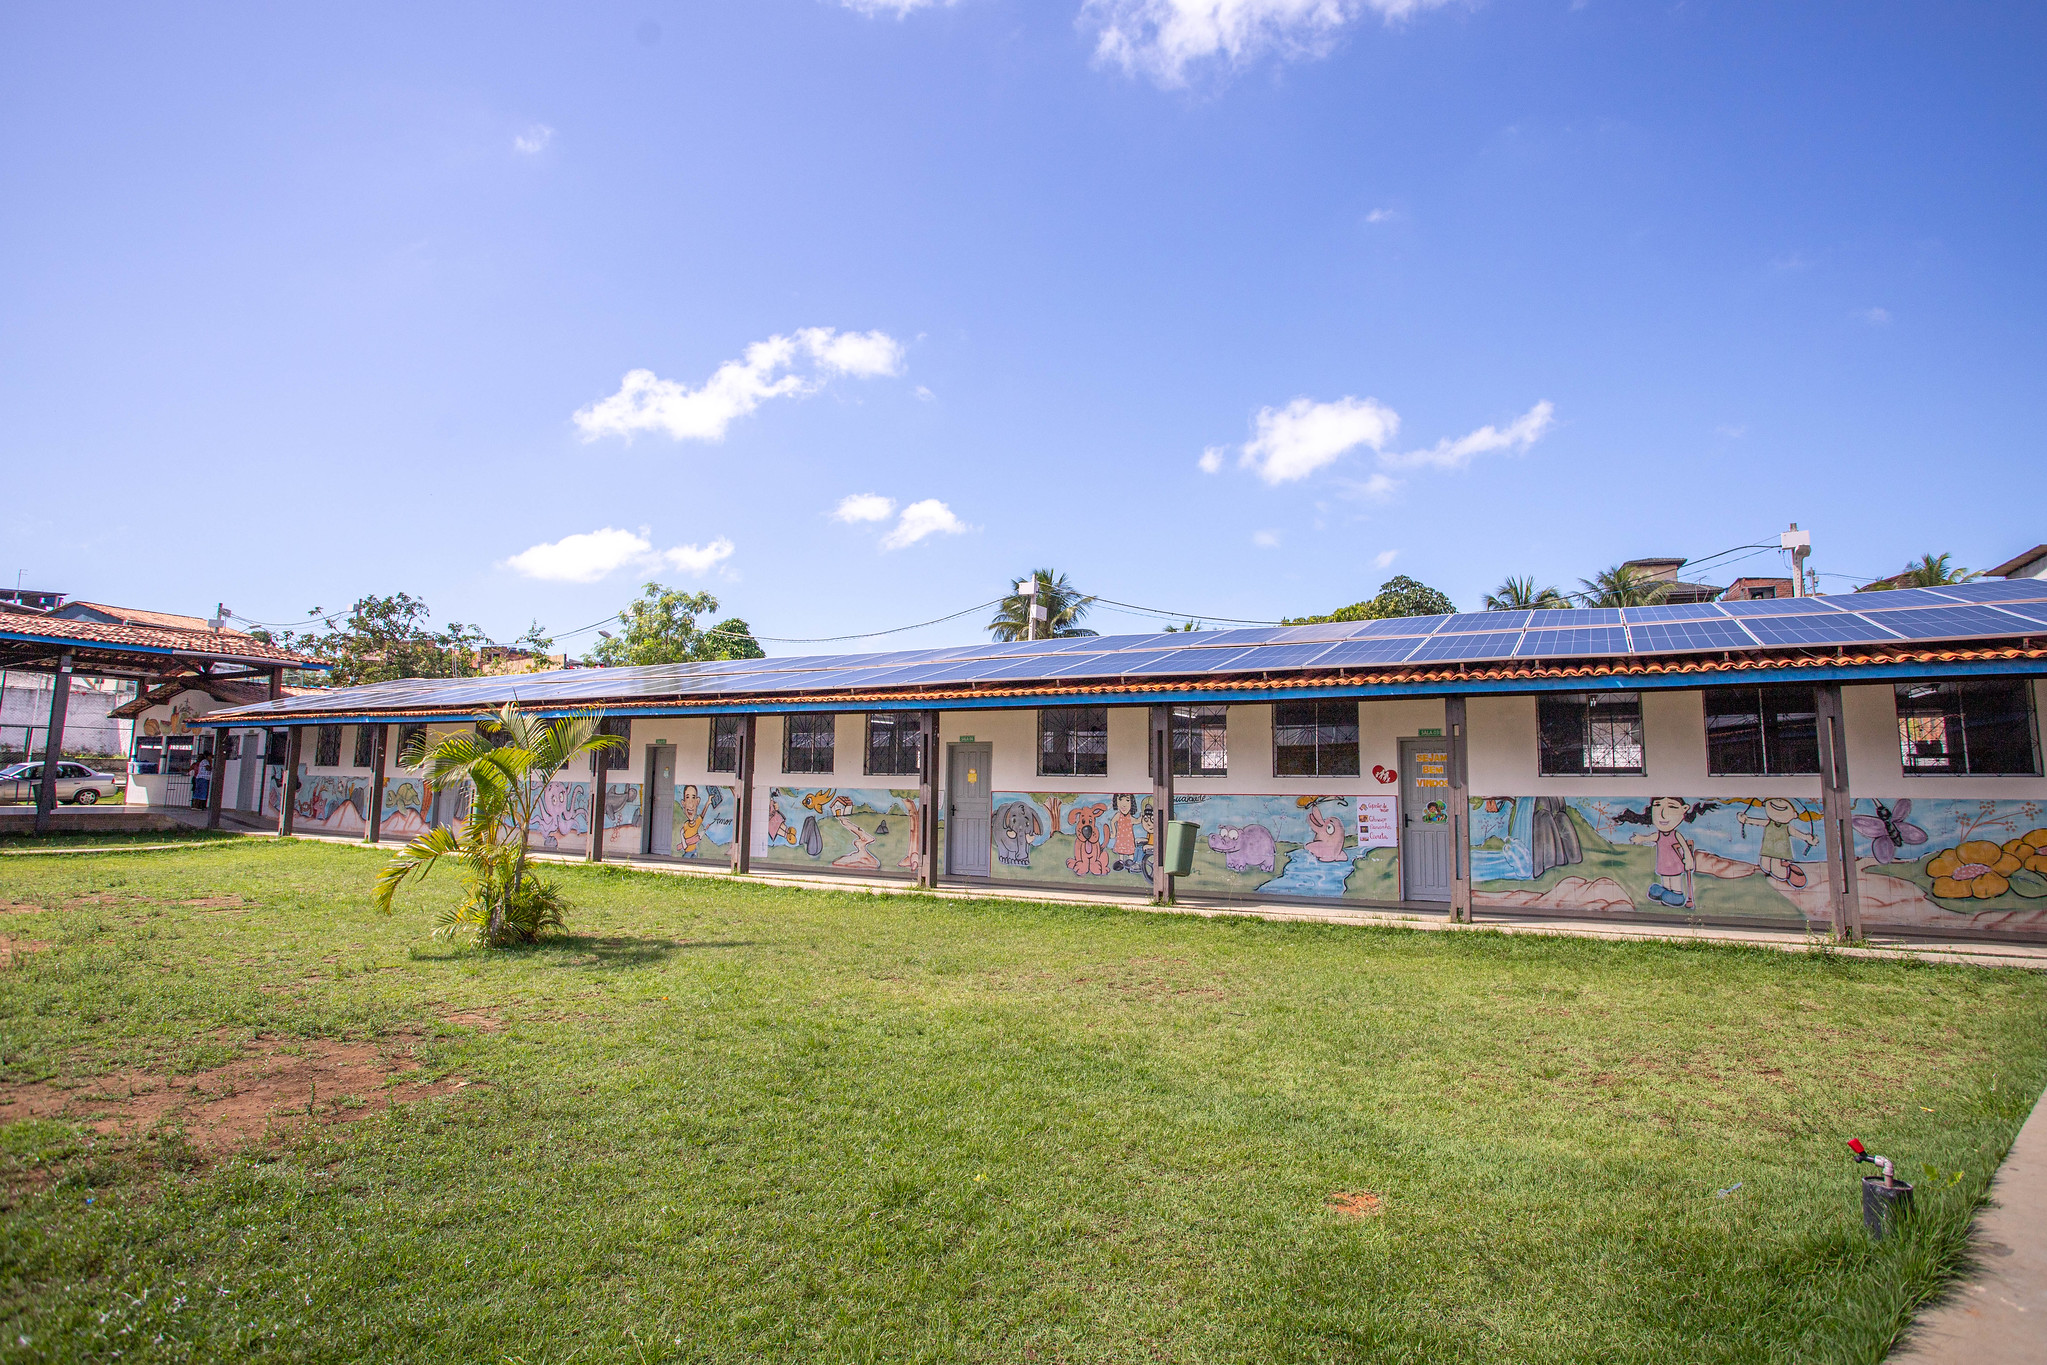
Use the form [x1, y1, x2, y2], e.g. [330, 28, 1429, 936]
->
[4, 1, 2043, 653]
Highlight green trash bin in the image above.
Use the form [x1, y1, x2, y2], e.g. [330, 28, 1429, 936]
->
[1163, 820, 1200, 877]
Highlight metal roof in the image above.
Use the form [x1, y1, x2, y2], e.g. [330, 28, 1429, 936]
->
[195, 577, 2047, 725]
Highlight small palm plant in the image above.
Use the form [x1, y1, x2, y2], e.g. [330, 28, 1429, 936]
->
[373, 704, 623, 947]
[1578, 564, 1671, 608]
[989, 568, 1098, 641]
[1483, 575, 1570, 610]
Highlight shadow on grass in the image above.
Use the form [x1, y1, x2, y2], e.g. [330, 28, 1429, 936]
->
[407, 934, 753, 970]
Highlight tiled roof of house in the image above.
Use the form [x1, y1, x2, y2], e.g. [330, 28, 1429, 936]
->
[109, 677, 326, 719]
[52, 601, 249, 634]
[0, 607, 325, 668]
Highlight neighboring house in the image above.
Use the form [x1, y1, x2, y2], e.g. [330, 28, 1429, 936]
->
[478, 648, 574, 675]
[110, 678, 323, 809]
[0, 588, 63, 610]
[1620, 557, 1723, 604]
[0, 672, 135, 759]
[1721, 577, 1796, 602]
[1987, 545, 2047, 580]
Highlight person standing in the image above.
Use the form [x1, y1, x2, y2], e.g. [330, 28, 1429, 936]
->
[191, 753, 211, 808]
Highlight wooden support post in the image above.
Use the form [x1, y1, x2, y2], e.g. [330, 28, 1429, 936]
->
[731, 715, 757, 875]
[1151, 704, 1176, 905]
[364, 724, 387, 844]
[1815, 681, 1862, 941]
[917, 710, 940, 888]
[206, 726, 229, 830]
[33, 653, 74, 834]
[586, 715, 609, 863]
[1446, 695, 1472, 923]
[268, 667, 282, 701]
[278, 726, 303, 837]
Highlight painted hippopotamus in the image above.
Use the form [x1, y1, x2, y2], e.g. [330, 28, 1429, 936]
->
[1208, 823, 1277, 874]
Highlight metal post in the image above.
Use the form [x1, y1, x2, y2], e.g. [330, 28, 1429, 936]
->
[1446, 696, 1472, 923]
[1150, 704, 1176, 904]
[917, 710, 940, 888]
[731, 714, 757, 875]
[206, 726, 229, 829]
[278, 726, 303, 836]
[33, 653, 74, 834]
[364, 724, 387, 844]
[585, 716, 609, 863]
[1815, 681, 1862, 940]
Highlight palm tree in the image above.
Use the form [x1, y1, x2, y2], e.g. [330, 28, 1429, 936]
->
[989, 568, 1098, 641]
[1483, 575, 1569, 611]
[1876, 552, 1976, 589]
[1578, 564, 1671, 608]
[374, 704, 623, 946]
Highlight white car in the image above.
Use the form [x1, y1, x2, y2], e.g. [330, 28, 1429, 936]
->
[0, 761, 123, 805]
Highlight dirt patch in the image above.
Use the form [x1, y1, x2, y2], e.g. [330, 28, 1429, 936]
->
[0, 1037, 469, 1152]
[178, 896, 250, 911]
[0, 936, 50, 966]
[1328, 1191, 1383, 1218]
[438, 1010, 505, 1033]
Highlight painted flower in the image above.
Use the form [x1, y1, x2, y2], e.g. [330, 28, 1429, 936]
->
[1926, 840, 2023, 900]
[2001, 828, 2047, 876]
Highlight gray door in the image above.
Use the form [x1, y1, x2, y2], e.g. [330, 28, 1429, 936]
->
[946, 743, 992, 877]
[643, 745, 676, 855]
[1400, 737, 1453, 903]
[236, 735, 260, 810]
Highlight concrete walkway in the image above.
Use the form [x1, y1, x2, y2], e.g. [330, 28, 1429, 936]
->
[1890, 1087, 2047, 1363]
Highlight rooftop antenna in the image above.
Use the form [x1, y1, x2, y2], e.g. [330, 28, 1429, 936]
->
[1018, 577, 1047, 641]
[1782, 524, 1812, 597]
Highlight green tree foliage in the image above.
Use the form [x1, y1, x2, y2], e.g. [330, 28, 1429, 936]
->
[989, 569, 1098, 640]
[1483, 575, 1570, 610]
[586, 584, 765, 665]
[1577, 564, 1670, 608]
[1287, 575, 1456, 624]
[1856, 552, 1976, 591]
[373, 704, 624, 947]
[280, 593, 491, 687]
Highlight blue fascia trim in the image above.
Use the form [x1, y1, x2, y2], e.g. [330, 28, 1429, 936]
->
[196, 656, 2047, 726]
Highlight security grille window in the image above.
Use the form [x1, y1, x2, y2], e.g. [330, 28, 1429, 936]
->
[1896, 680, 2040, 776]
[132, 736, 164, 774]
[165, 735, 197, 776]
[315, 725, 342, 767]
[397, 725, 428, 766]
[1039, 706, 1109, 777]
[709, 716, 741, 773]
[1704, 686, 1819, 775]
[595, 718, 632, 773]
[1150, 705, 1229, 778]
[1272, 701, 1360, 777]
[864, 713, 923, 777]
[783, 714, 836, 774]
[1538, 692, 1645, 775]
[265, 730, 291, 763]
[353, 725, 379, 769]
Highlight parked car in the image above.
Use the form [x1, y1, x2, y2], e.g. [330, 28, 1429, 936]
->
[0, 761, 123, 805]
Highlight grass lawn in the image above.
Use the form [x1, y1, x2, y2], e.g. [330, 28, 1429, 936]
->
[2, 839, 2044, 1363]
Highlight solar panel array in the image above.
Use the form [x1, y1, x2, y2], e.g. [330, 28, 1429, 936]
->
[211, 577, 2047, 719]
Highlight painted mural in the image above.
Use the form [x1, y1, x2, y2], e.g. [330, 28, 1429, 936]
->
[1849, 798, 2047, 933]
[669, 782, 737, 862]
[1469, 796, 1832, 921]
[1168, 793, 1402, 901]
[264, 772, 640, 852]
[754, 787, 923, 876]
[988, 792, 1157, 891]
[530, 781, 643, 853]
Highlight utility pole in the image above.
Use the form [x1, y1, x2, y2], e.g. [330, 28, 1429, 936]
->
[1782, 524, 1812, 597]
[1018, 577, 1048, 641]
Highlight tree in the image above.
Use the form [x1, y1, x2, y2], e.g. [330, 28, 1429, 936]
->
[281, 593, 490, 687]
[989, 569, 1097, 641]
[1856, 552, 1976, 591]
[1578, 564, 1670, 608]
[374, 704, 624, 947]
[1483, 576, 1569, 611]
[1287, 575, 1456, 624]
[586, 584, 764, 666]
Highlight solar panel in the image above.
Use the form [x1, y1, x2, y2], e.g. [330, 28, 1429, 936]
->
[1516, 627, 1630, 658]
[1436, 611, 1530, 632]
[1314, 638, 1425, 668]
[1621, 603, 1733, 623]
[1524, 609, 1625, 628]
[1964, 577, 2047, 601]
[1343, 615, 1448, 637]
[1626, 619, 1758, 653]
[1406, 630, 1521, 661]
[1984, 601, 2047, 629]
[1854, 606, 2040, 640]
[1224, 642, 1339, 671]
[1739, 613, 1900, 646]
[1719, 596, 1845, 616]
[1832, 587, 1977, 610]
[1117, 647, 1259, 675]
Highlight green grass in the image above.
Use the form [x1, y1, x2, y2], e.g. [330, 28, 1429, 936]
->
[1, 838, 2044, 1363]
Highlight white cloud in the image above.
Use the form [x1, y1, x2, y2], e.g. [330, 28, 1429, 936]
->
[514, 124, 553, 155]
[1373, 548, 1399, 568]
[1240, 395, 1400, 485]
[833, 493, 897, 524]
[1381, 400, 1554, 471]
[1365, 207, 1396, 224]
[501, 527, 735, 582]
[1859, 306, 1892, 325]
[838, 0, 954, 14]
[914, 385, 936, 402]
[1083, 0, 1451, 87]
[1197, 446, 1225, 474]
[1252, 529, 1282, 548]
[573, 327, 905, 443]
[661, 538, 736, 576]
[881, 499, 969, 550]
[1345, 471, 1401, 501]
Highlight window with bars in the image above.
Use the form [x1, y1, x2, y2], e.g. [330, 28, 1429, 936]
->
[709, 716, 741, 773]
[1273, 701, 1359, 777]
[396, 724, 428, 766]
[783, 714, 836, 774]
[352, 724, 379, 769]
[314, 725, 342, 767]
[1538, 692, 1644, 775]
[1038, 706, 1108, 777]
[1149, 704, 1228, 778]
[1704, 686, 1819, 775]
[864, 713, 923, 777]
[1896, 680, 2039, 776]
